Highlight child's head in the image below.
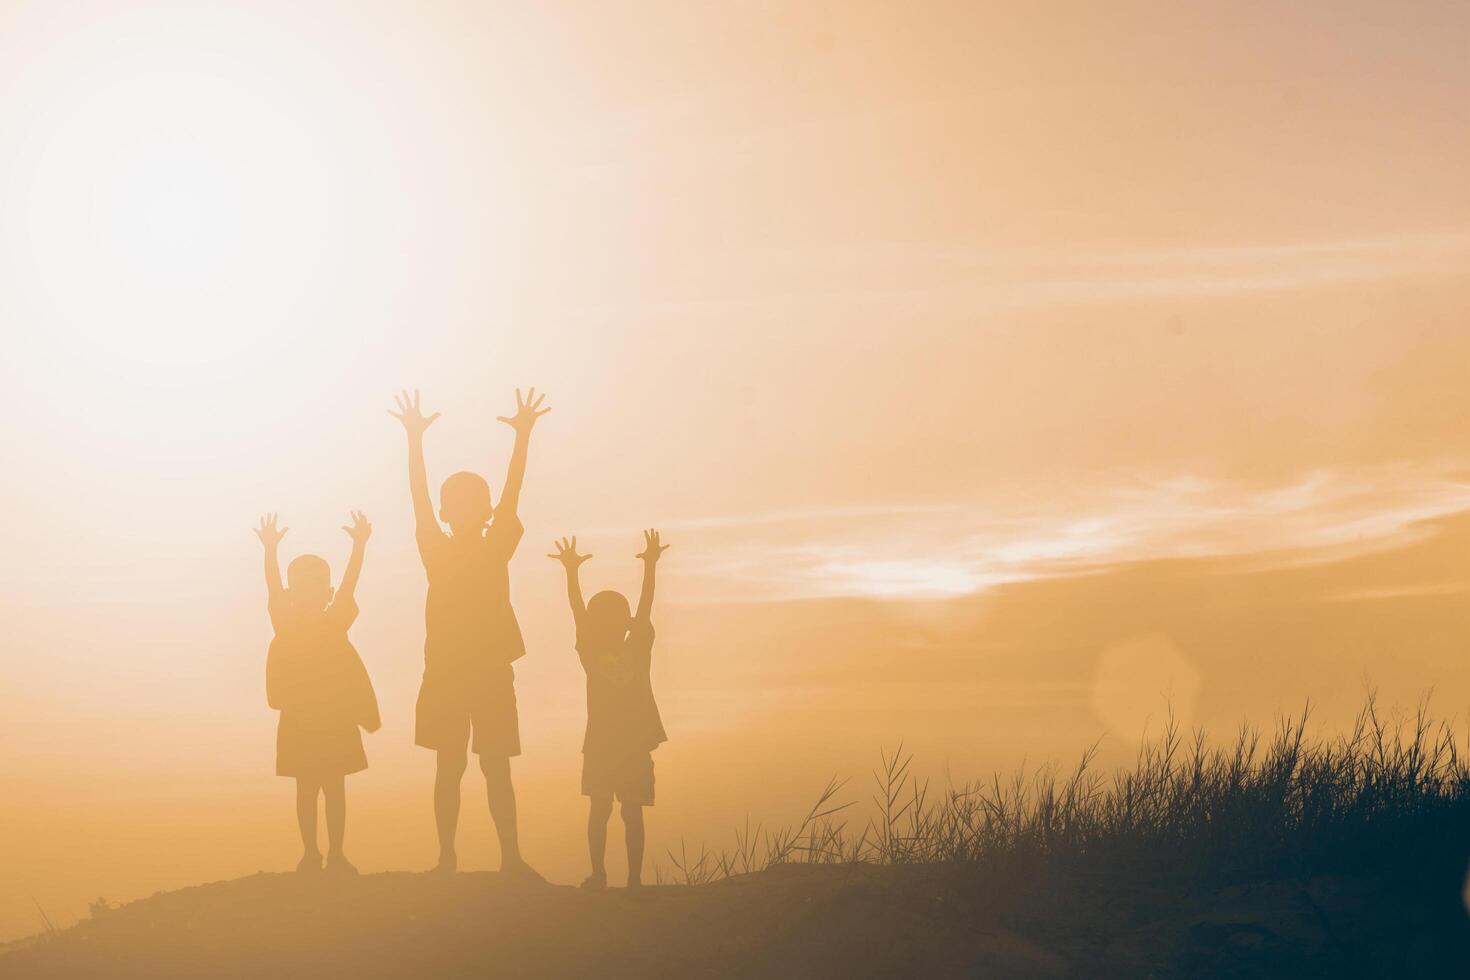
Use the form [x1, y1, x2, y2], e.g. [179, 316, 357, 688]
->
[285, 554, 334, 610]
[585, 590, 632, 642]
[440, 471, 492, 534]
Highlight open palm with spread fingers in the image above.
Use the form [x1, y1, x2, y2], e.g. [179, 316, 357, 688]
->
[636, 528, 669, 563]
[389, 389, 441, 437]
[255, 513, 288, 547]
[342, 510, 373, 544]
[548, 536, 592, 569]
[497, 387, 551, 434]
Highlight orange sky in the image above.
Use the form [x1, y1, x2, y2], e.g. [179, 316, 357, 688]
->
[2, 0, 1469, 941]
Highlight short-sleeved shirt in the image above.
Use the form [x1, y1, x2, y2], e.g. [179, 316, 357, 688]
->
[419, 515, 526, 682]
[578, 619, 666, 755]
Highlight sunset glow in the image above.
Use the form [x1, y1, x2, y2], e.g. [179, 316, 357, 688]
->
[2, 0, 1469, 953]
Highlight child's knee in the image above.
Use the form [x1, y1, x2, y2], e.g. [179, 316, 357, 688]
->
[590, 797, 614, 820]
[620, 802, 644, 825]
[478, 753, 511, 783]
[437, 750, 469, 778]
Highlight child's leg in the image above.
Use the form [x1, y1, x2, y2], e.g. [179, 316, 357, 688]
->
[322, 774, 346, 859]
[621, 802, 645, 887]
[434, 749, 468, 869]
[479, 754, 524, 870]
[587, 797, 614, 882]
[295, 777, 321, 863]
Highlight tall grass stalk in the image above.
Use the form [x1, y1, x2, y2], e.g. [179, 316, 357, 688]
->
[664, 696, 1470, 888]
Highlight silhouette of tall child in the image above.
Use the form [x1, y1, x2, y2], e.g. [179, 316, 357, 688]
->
[551, 529, 669, 889]
[390, 388, 549, 876]
[256, 511, 380, 874]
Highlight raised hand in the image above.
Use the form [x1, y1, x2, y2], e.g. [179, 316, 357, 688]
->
[496, 387, 551, 435]
[547, 536, 592, 569]
[342, 510, 373, 544]
[636, 528, 669, 563]
[255, 513, 288, 548]
[389, 389, 441, 438]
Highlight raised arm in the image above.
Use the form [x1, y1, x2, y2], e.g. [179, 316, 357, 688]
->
[494, 387, 550, 520]
[389, 389, 443, 548]
[337, 511, 372, 604]
[634, 528, 670, 624]
[548, 536, 592, 628]
[254, 513, 288, 606]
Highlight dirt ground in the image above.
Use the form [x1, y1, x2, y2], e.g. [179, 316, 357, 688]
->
[2, 862, 1466, 978]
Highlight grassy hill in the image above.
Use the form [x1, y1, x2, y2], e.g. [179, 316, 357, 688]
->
[7, 701, 1470, 978]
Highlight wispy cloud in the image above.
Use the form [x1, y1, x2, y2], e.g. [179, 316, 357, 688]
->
[664, 462, 1470, 601]
[551, 231, 1470, 320]
[761, 232, 1470, 313]
[1320, 582, 1470, 603]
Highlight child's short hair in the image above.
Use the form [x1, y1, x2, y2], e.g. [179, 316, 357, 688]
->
[286, 554, 331, 591]
[440, 471, 492, 518]
[586, 590, 632, 635]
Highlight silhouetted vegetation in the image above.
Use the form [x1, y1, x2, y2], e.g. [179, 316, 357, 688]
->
[644, 696, 1470, 973]
[8, 699, 1468, 977]
[662, 696, 1470, 892]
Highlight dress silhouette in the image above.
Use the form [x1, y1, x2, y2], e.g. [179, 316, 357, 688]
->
[257, 511, 379, 874]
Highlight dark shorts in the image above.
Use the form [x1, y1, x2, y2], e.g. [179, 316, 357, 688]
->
[415, 665, 520, 757]
[582, 749, 654, 805]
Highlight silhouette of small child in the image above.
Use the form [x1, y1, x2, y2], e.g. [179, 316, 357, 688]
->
[550, 529, 669, 889]
[255, 511, 380, 875]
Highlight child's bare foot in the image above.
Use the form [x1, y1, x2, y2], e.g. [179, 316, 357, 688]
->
[296, 853, 322, 874]
[325, 853, 359, 875]
[626, 876, 643, 890]
[429, 852, 457, 875]
[579, 871, 607, 891]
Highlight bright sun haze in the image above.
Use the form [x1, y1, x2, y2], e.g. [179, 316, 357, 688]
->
[2, 0, 1469, 943]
